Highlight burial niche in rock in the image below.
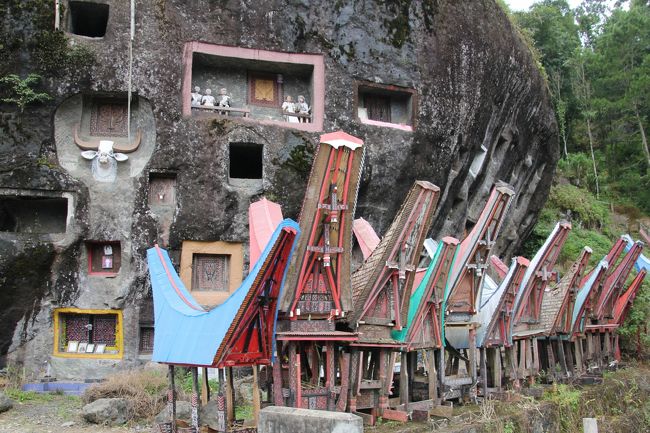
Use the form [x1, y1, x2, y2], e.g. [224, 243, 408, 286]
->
[86, 241, 121, 276]
[67, 1, 109, 38]
[183, 42, 324, 130]
[356, 81, 416, 130]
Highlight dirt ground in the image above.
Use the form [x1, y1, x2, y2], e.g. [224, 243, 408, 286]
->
[0, 394, 150, 433]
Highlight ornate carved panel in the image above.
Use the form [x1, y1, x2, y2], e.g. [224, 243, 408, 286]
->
[192, 254, 230, 292]
[90, 99, 129, 137]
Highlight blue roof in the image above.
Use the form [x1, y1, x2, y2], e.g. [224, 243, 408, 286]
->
[623, 234, 650, 272]
[148, 219, 299, 366]
[571, 259, 608, 334]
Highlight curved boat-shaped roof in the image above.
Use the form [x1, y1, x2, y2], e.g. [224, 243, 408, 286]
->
[570, 259, 608, 335]
[148, 219, 299, 366]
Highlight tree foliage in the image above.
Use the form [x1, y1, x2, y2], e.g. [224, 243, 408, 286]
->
[0, 73, 50, 112]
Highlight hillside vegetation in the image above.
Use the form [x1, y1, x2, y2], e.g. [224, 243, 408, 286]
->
[507, 0, 650, 357]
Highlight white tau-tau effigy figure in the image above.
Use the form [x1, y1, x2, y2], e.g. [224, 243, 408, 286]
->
[191, 86, 202, 107]
[282, 95, 299, 123]
[201, 88, 216, 107]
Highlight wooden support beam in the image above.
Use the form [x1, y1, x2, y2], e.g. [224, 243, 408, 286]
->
[565, 341, 575, 377]
[479, 347, 488, 397]
[191, 367, 200, 432]
[337, 351, 350, 412]
[273, 359, 284, 406]
[557, 339, 568, 378]
[288, 342, 302, 408]
[400, 351, 409, 407]
[378, 349, 389, 414]
[200, 367, 210, 406]
[525, 340, 534, 383]
[348, 349, 360, 412]
[574, 339, 584, 373]
[518, 340, 526, 379]
[491, 348, 502, 390]
[326, 343, 335, 411]
[167, 365, 176, 432]
[532, 338, 540, 375]
[252, 366, 261, 426]
[225, 367, 235, 426]
[547, 340, 557, 381]
[427, 349, 438, 400]
[604, 331, 612, 362]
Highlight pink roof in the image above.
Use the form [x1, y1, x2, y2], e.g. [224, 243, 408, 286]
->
[320, 131, 364, 150]
[490, 255, 509, 280]
[353, 217, 380, 260]
[249, 198, 283, 267]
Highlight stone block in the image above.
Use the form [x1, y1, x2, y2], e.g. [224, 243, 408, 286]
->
[155, 400, 193, 423]
[82, 398, 128, 426]
[258, 406, 363, 433]
[0, 392, 13, 413]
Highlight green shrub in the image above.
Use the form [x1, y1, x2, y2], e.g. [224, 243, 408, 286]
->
[547, 184, 611, 230]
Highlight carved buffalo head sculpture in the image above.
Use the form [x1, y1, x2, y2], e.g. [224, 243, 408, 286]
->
[81, 140, 128, 183]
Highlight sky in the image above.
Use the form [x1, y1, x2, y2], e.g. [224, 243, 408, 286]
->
[506, 0, 582, 11]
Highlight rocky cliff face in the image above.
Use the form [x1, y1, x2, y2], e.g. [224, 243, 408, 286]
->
[0, 0, 557, 377]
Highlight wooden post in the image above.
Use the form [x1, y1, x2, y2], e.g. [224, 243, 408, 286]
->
[604, 331, 612, 362]
[532, 338, 540, 375]
[200, 367, 210, 406]
[225, 367, 235, 426]
[252, 365, 261, 426]
[547, 340, 557, 380]
[557, 339, 568, 378]
[378, 349, 389, 413]
[525, 339, 533, 383]
[399, 351, 409, 407]
[295, 343, 302, 408]
[479, 347, 488, 396]
[468, 328, 478, 397]
[272, 358, 284, 406]
[326, 343, 335, 411]
[565, 341, 575, 377]
[168, 365, 176, 432]
[348, 349, 360, 412]
[583, 417, 599, 433]
[490, 348, 502, 390]
[191, 367, 200, 432]
[427, 349, 438, 401]
[574, 339, 584, 373]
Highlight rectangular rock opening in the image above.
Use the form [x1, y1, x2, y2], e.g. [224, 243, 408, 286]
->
[356, 82, 416, 130]
[54, 309, 123, 358]
[0, 196, 68, 234]
[68, 1, 109, 38]
[138, 326, 154, 354]
[148, 172, 177, 206]
[87, 241, 121, 275]
[229, 142, 263, 180]
[183, 43, 325, 131]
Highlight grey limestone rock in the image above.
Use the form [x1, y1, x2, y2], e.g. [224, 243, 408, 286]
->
[82, 398, 129, 426]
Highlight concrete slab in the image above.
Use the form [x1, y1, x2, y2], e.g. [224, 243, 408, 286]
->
[258, 406, 363, 433]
